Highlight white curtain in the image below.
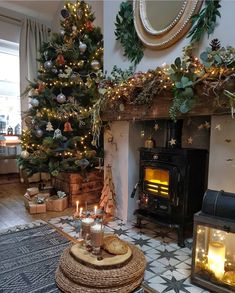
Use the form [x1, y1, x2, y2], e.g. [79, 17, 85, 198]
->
[20, 18, 50, 119]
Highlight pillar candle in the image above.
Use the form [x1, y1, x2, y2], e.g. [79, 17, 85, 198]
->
[208, 241, 225, 279]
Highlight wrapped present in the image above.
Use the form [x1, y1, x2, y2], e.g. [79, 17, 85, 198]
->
[28, 202, 46, 214]
[46, 195, 68, 212]
[26, 187, 39, 197]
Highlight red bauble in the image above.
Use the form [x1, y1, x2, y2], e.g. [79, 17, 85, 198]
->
[38, 82, 45, 93]
[86, 21, 94, 32]
[56, 54, 65, 65]
[64, 122, 73, 132]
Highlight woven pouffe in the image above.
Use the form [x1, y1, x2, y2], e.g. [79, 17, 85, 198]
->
[55, 243, 146, 293]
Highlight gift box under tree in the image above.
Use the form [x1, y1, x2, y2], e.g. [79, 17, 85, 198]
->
[46, 191, 68, 211]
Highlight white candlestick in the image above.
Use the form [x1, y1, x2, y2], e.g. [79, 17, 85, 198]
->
[79, 207, 83, 217]
[94, 205, 97, 215]
[76, 201, 79, 213]
[208, 241, 225, 279]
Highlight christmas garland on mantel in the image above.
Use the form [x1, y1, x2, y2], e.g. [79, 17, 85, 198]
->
[115, 0, 222, 65]
[94, 39, 235, 123]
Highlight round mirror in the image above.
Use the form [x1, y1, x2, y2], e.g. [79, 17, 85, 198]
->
[134, 0, 203, 49]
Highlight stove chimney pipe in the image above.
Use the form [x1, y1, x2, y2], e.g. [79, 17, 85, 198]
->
[166, 120, 183, 148]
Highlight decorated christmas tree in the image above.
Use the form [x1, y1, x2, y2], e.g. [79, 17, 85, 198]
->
[18, 0, 103, 177]
[99, 165, 116, 218]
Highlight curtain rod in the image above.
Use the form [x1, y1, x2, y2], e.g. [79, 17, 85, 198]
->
[0, 14, 21, 25]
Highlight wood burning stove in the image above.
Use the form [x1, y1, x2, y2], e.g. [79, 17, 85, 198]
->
[133, 147, 208, 247]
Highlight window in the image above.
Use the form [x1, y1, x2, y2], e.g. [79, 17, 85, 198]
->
[0, 39, 20, 135]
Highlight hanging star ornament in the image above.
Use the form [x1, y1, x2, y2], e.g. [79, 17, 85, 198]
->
[154, 123, 159, 131]
[198, 124, 204, 130]
[187, 136, 193, 144]
[204, 121, 211, 129]
[215, 124, 221, 131]
[169, 138, 176, 146]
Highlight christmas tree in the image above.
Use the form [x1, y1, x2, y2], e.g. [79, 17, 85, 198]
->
[18, 0, 103, 177]
[99, 165, 116, 218]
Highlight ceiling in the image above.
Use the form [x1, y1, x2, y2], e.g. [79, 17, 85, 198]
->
[0, 1, 63, 24]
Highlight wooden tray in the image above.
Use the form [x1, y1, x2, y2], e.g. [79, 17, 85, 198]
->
[70, 242, 132, 269]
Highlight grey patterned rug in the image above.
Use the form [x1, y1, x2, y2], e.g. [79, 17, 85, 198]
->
[0, 221, 69, 293]
[0, 221, 147, 293]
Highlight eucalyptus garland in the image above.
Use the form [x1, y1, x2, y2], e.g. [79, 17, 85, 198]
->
[115, 1, 144, 66]
[187, 0, 221, 43]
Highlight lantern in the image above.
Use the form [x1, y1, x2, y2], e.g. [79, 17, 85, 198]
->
[191, 189, 235, 293]
[56, 54, 65, 66]
[64, 122, 73, 132]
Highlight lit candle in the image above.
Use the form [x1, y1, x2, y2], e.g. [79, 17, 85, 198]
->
[208, 241, 225, 279]
[79, 207, 83, 217]
[76, 201, 79, 213]
[81, 217, 94, 239]
[94, 205, 97, 215]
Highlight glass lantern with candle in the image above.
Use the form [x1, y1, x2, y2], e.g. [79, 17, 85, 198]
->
[81, 217, 94, 240]
[191, 212, 235, 293]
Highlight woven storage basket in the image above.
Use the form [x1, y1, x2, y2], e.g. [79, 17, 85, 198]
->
[56, 244, 146, 293]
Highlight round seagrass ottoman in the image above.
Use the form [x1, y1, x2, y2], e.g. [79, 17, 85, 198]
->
[55, 242, 146, 293]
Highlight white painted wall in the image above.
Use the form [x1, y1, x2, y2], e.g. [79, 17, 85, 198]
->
[103, 0, 235, 220]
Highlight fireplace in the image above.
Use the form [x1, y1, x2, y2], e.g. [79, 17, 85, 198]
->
[191, 189, 235, 292]
[133, 145, 208, 247]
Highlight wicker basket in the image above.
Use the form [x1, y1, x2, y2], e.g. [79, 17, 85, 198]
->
[56, 243, 146, 293]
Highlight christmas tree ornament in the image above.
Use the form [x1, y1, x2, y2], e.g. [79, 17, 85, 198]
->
[77, 8, 83, 19]
[86, 21, 94, 32]
[91, 60, 100, 70]
[79, 42, 87, 53]
[64, 121, 73, 132]
[46, 121, 54, 131]
[56, 53, 65, 65]
[43, 51, 48, 60]
[53, 128, 62, 139]
[30, 98, 39, 107]
[51, 68, 58, 74]
[60, 29, 65, 36]
[38, 82, 45, 93]
[35, 129, 43, 137]
[72, 25, 77, 31]
[21, 150, 29, 159]
[61, 8, 70, 18]
[44, 60, 53, 70]
[56, 93, 66, 103]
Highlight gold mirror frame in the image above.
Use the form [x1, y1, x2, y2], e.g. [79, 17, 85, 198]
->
[133, 0, 203, 49]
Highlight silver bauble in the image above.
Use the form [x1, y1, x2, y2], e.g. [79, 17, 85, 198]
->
[60, 29, 65, 36]
[79, 42, 87, 53]
[51, 68, 58, 74]
[44, 60, 53, 70]
[56, 93, 66, 103]
[35, 129, 43, 137]
[21, 150, 29, 159]
[72, 25, 77, 31]
[30, 98, 39, 107]
[91, 60, 100, 71]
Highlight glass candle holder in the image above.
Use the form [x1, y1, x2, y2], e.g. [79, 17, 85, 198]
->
[81, 218, 94, 239]
[90, 223, 104, 255]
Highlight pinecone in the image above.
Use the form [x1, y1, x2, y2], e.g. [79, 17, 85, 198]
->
[210, 39, 221, 51]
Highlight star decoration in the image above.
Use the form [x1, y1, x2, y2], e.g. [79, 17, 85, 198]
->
[215, 124, 221, 131]
[133, 237, 151, 247]
[187, 137, 193, 145]
[169, 138, 176, 146]
[198, 124, 204, 130]
[160, 276, 191, 293]
[204, 121, 211, 129]
[154, 123, 159, 131]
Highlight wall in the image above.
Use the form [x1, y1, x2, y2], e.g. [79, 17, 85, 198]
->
[103, 0, 235, 220]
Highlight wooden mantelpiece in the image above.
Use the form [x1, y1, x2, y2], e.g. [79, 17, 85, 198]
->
[102, 93, 230, 121]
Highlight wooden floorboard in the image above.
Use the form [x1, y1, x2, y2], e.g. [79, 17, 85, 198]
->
[0, 179, 75, 230]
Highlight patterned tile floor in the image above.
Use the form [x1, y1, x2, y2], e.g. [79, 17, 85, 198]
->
[49, 216, 212, 293]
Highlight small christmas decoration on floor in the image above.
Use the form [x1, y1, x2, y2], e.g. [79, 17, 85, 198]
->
[99, 165, 116, 221]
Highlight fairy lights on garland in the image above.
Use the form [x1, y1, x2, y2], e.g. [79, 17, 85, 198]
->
[97, 41, 235, 122]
